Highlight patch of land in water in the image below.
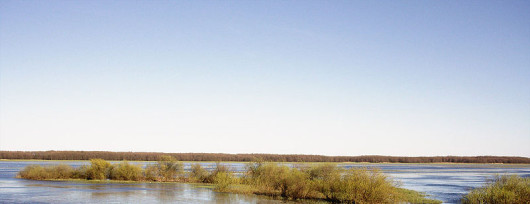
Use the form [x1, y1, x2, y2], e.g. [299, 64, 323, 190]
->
[17, 157, 442, 203]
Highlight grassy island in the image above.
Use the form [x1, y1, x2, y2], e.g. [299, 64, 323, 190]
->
[17, 156, 441, 204]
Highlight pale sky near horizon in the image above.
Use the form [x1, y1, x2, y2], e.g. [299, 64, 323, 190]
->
[1, 1, 529, 157]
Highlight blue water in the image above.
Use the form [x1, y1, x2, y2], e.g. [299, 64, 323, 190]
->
[340, 163, 530, 203]
[1, 161, 529, 203]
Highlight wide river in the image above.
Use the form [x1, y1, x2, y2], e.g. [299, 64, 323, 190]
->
[1, 161, 529, 203]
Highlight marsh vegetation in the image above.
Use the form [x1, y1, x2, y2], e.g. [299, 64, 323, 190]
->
[18, 157, 442, 203]
[17, 158, 530, 203]
[462, 175, 530, 204]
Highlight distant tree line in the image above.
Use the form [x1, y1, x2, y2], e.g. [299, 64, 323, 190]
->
[1, 151, 529, 163]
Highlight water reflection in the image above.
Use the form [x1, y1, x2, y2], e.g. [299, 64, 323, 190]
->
[8, 179, 290, 204]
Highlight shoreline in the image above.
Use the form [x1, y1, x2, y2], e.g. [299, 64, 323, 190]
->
[2, 151, 528, 164]
[3, 159, 530, 166]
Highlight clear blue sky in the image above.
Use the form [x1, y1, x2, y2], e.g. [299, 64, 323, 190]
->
[1, 0, 529, 156]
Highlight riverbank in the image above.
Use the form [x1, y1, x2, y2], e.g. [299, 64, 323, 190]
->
[5, 159, 530, 167]
[3, 151, 529, 163]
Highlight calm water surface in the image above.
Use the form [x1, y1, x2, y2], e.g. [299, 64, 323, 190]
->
[1, 161, 529, 203]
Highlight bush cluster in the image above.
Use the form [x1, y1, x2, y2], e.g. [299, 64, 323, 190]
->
[17, 157, 229, 183]
[17, 164, 74, 180]
[18, 159, 444, 203]
[18, 157, 177, 181]
[144, 155, 184, 182]
[462, 175, 530, 204]
[109, 161, 143, 181]
[243, 163, 412, 203]
[189, 163, 209, 183]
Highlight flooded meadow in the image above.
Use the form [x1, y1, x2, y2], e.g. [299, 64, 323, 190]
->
[1, 161, 529, 203]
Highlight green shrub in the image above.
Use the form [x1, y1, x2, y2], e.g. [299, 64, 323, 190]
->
[306, 163, 342, 180]
[308, 167, 402, 203]
[245, 162, 314, 199]
[47, 164, 74, 179]
[462, 175, 530, 204]
[213, 162, 229, 173]
[145, 155, 183, 181]
[307, 164, 343, 200]
[204, 162, 230, 183]
[17, 164, 74, 180]
[73, 165, 89, 179]
[109, 161, 143, 181]
[213, 171, 236, 191]
[189, 163, 209, 183]
[245, 162, 289, 194]
[244, 163, 414, 202]
[18, 165, 49, 180]
[144, 165, 158, 181]
[158, 156, 183, 180]
[338, 168, 400, 203]
[86, 159, 111, 180]
[282, 168, 314, 199]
